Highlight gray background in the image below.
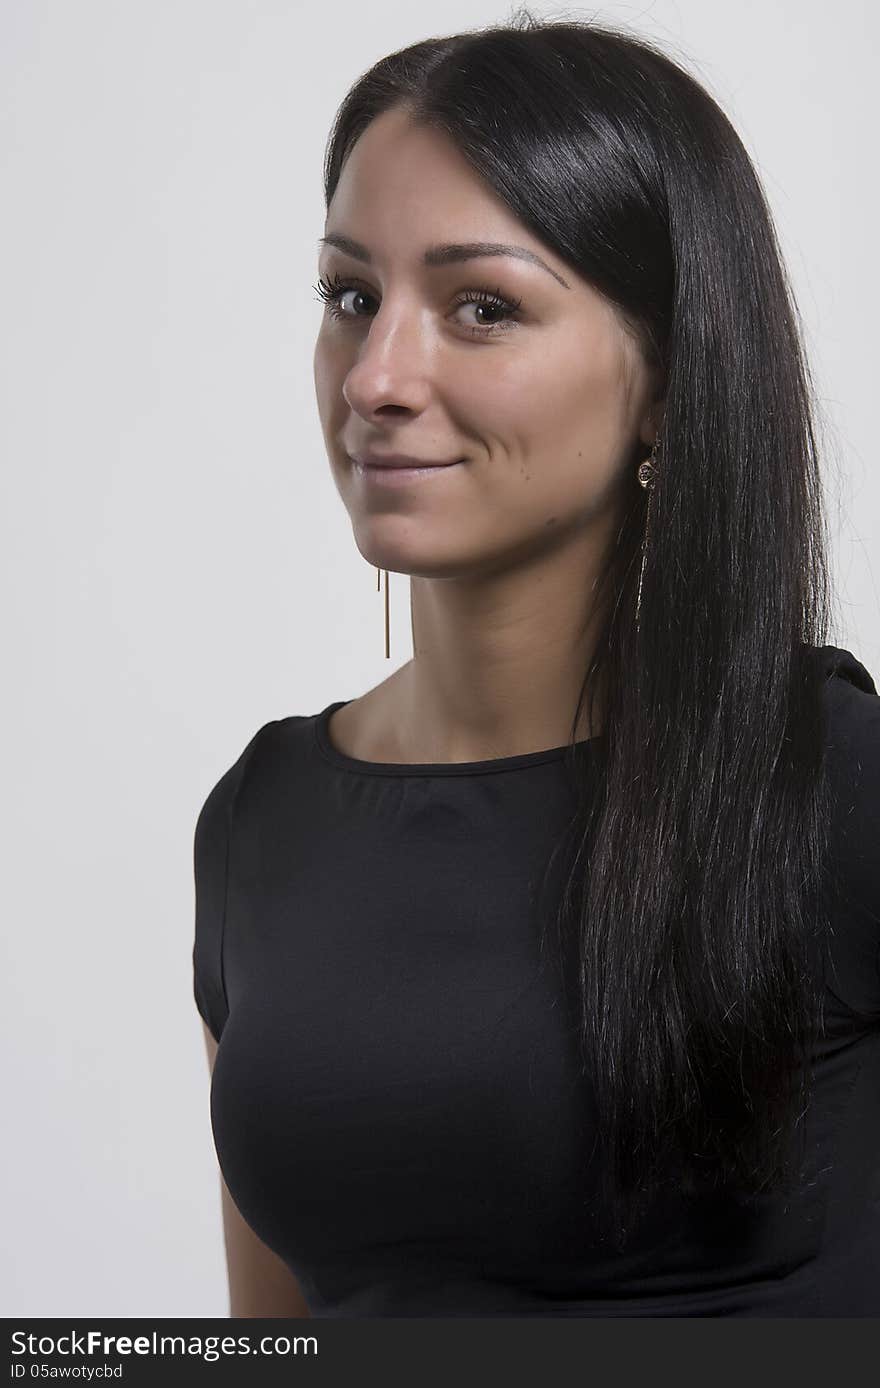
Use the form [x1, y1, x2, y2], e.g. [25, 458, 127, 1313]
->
[3, 0, 876, 1316]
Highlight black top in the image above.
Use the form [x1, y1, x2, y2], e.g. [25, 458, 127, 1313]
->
[192, 644, 880, 1317]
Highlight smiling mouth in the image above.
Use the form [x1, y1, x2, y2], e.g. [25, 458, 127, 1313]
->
[352, 458, 465, 483]
[349, 451, 463, 470]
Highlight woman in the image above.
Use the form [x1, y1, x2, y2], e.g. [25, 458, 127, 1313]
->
[193, 13, 879, 1316]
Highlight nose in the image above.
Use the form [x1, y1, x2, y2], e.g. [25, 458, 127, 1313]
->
[341, 298, 436, 419]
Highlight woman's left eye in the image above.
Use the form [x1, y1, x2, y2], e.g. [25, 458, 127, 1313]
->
[312, 273, 522, 337]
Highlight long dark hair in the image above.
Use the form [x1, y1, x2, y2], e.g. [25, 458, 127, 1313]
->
[319, 8, 838, 1241]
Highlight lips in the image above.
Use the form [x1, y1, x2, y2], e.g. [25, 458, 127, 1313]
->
[349, 452, 461, 470]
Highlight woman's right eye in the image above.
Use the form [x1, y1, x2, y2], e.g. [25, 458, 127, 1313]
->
[313, 274, 373, 320]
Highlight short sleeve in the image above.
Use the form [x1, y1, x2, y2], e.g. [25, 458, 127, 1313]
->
[818, 645, 880, 1020]
[192, 723, 274, 1044]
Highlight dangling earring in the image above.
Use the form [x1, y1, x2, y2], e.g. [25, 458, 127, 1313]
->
[635, 437, 660, 632]
[375, 567, 390, 658]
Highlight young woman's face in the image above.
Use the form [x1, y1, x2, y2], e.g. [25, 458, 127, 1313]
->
[313, 105, 660, 580]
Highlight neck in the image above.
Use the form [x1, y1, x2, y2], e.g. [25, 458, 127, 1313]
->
[396, 523, 609, 763]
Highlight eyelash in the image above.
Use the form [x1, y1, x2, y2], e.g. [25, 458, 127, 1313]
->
[312, 271, 522, 337]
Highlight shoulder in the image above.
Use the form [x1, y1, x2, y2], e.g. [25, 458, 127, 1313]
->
[813, 644, 880, 833]
[810, 644, 880, 1018]
[813, 643, 879, 748]
[194, 707, 331, 855]
[196, 719, 277, 826]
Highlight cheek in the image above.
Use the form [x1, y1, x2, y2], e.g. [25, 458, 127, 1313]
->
[313, 329, 333, 382]
[459, 348, 625, 494]
[313, 338, 346, 426]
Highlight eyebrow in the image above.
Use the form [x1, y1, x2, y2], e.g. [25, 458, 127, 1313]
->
[317, 233, 570, 289]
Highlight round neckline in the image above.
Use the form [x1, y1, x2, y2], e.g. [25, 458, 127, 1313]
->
[313, 699, 599, 777]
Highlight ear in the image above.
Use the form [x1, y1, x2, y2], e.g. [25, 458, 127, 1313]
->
[638, 401, 665, 450]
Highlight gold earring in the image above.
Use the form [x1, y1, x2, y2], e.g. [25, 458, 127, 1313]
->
[635, 437, 660, 631]
[376, 567, 390, 658]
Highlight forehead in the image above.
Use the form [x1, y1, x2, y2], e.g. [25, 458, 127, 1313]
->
[327, 107, 544, 259]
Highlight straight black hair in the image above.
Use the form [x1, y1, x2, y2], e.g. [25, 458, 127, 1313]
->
[319, 7, 840, 1242]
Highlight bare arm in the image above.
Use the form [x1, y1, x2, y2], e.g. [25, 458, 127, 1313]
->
[202, 1020, 312, 1318]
